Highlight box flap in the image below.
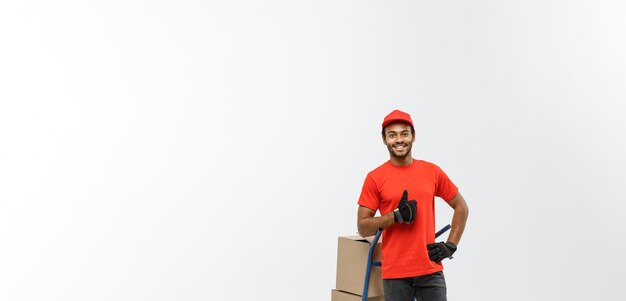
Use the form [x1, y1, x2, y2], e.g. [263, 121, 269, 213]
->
[341, 232, 383, 243]
[339, 235, 367, 242]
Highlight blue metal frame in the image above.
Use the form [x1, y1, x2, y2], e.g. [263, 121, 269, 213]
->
[361, 224, 452, 301]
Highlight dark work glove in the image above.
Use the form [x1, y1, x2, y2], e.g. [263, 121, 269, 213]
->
[427, 242, 457, 263]
[393, 190, 417, 224]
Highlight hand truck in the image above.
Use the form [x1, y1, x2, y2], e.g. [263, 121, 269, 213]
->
[361, 224, 452, 301]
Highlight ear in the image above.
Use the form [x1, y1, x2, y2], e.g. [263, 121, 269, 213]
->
[382, 135, 387, 145]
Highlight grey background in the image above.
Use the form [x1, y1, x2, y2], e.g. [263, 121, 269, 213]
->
[1, 0, 625, 300]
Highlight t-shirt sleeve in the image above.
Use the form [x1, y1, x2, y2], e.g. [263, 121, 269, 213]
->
[435, 166, 459, 202]
[357, 174, 380, 211]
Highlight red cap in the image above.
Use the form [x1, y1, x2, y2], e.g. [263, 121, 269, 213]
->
[382, 110, 414, 128]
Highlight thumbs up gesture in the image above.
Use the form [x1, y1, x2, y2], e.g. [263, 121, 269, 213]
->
[393, 189, 417, 224]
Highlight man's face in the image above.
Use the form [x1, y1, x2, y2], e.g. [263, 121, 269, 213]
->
[383, 122, 415, 159]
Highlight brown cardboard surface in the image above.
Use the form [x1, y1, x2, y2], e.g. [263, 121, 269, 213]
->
[331, 289, 385, 301]
[335, 235, 384, 297]
[362, 233, 383, 244]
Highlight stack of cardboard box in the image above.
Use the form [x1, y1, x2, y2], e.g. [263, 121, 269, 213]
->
[332, 235, 385, 301]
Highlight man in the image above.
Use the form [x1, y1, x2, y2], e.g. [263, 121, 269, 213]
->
[357, 109, 469, 301]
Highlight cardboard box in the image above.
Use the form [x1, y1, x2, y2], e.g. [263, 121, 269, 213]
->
[336, 235, 384, 297]
[331, 289, 385, 301]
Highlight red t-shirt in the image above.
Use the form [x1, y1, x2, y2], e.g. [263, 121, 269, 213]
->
[358, 159, 458, 279]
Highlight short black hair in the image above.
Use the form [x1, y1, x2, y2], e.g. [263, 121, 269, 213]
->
[382, 125, 415, 137]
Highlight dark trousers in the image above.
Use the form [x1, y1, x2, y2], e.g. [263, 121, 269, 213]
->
[382, 271, 447, 301]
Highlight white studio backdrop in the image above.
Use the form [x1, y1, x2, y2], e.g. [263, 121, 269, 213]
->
[1, 1, 625, 300]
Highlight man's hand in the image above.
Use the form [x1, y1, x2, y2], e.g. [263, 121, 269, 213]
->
[427, 242, 457, 262]
[393, 190, 417, 224]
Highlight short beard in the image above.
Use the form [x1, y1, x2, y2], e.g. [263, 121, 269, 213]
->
[387, 143, 412, 159]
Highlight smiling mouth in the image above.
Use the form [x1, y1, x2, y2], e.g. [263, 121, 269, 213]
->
[393, 144, 407, 151]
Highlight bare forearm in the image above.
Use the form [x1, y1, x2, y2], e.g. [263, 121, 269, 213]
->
[447, 202, 468, 245]
[358, 212, 394, 237]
